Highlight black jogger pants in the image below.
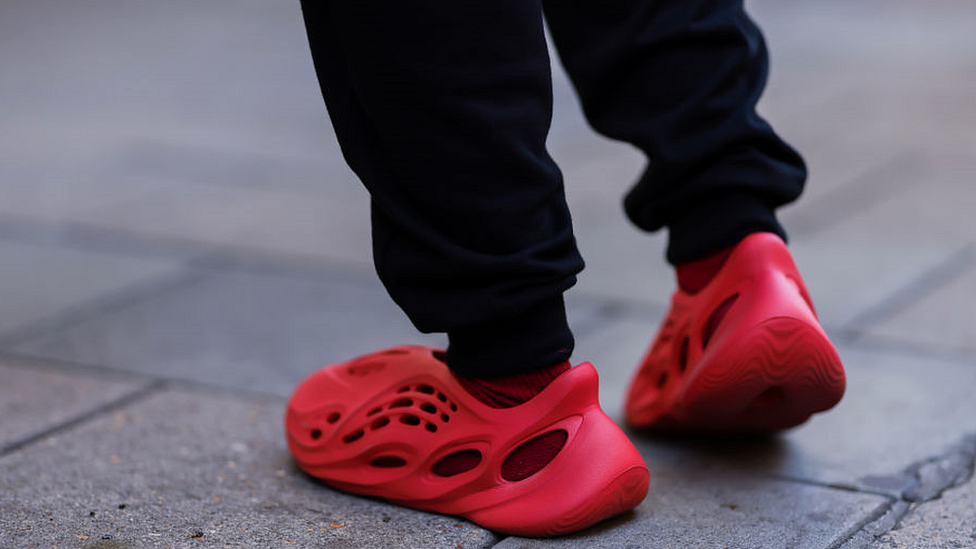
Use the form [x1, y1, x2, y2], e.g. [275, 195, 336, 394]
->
[300, 0, 806, 377]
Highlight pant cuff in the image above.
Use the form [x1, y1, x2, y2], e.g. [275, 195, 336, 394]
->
[667, 193, 787, 265]
[446, 295, 573, 378]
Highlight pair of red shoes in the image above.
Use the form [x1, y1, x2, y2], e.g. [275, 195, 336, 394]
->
[285, 233, 846, 536]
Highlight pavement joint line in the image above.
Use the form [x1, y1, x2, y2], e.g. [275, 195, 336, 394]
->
[0, 349, 291, 403]
[0, 213, 210, 264]
[840, 242, 976, 337]
[0, 350, 157, 384]
[0, 212, 373, 278]
[186, 249, 377, 284]
[111, 137, 341, 194]
[571, 292, 667, 320]
[149, 376, 290, 403]
[0, 268, 208, 349]
[569, 301, 656, 342]
[0, 379, 165, 458]
[838, 330, 976, 365]
[789, 149, 925, 238]
[758, 473, 895, 500]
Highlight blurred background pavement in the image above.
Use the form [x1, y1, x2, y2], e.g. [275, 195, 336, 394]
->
[1, 0, 975, 547]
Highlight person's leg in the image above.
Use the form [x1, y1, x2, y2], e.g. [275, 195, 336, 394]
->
[287, 0, 648, 535]
[543, 0, 804, 264]
[301, 0, 582, 381]
[542, 0, 844, 431]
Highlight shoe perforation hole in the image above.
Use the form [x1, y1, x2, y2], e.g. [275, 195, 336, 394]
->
[501, 430, 568, 482]
[432, 450, 482, 477]
[327, 412, 342, 424]
[343, 429, 364, 444]
[425, 422, 438, 433]
[366, 407, 382, 417]
[420, 403, 437, 414]
[440, 413, 450, 423]
[390, 398, 412, 408]
[450, 403, 457, 412]
[397, 386, 410, 393]
[371, 417, 390, 430]
[370, 456, 407, 468]
[309, 429, 322, 440]
[703, 294, 739, 349]
[416, 384, 435, 394]
[657, 371, 669, 388]
[400, 414, 421, 426]
[436, 393, 447, 402]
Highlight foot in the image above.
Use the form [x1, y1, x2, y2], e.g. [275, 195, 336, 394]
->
[286, 345, 649, 536]
[625, 232, 846, 433]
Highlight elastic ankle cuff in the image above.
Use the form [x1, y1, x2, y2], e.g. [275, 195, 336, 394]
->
[667, 193, 787, 265]
[446, 295, 573, 378]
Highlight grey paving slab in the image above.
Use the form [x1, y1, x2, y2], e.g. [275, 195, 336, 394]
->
[862, 261, 976, 355]
[12, 269, 604, 398]
[877, 465, 976, 549]
[570, 222, 674, 309]
[10, 270, 438, 398]
[576, 318, 976, 496]
[0, 389, 500, 549]
[80, 175, 374, 269]
[787, 157, 975, 332]
[788, 231, 960, 331]
[0, 0, 332, 158]
[0, 174, 150, 225]
[495, 475, 885, 549]
[0, 0, 371, 266]
[0, 239, 183, 337]
[0, 359, 148, 452]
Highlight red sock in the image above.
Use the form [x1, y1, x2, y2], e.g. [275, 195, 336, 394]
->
[454, 360, 572, 408]
[676, 244, 735, 294]
[436, 361, 572, 479]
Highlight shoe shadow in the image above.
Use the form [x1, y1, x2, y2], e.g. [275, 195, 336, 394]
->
[626, 427, 793, 476]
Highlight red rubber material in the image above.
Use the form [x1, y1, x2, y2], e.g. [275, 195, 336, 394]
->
[286, 346, 649, 537]
[625, 232, 846, 433]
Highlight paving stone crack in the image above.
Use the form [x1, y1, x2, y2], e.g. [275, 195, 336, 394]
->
[899, 433, 976, 503]
[835, 433, 976, 549]
[836, 499, 909, 549]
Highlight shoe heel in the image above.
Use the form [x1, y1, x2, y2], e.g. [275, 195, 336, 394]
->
[682, 316, 846, 431]
[466, 410, 649, 536]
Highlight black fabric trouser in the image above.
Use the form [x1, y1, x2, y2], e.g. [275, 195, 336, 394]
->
[300, 0, 806, 378]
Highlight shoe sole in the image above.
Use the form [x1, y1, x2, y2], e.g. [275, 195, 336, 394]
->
[545, 466, 649, 536]
[655, 316, 845, 432]
[287, 347, 650, 536]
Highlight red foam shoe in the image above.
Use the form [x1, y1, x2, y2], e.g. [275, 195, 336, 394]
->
[625, 232, 846, 432]
[286, 346, 649, 536]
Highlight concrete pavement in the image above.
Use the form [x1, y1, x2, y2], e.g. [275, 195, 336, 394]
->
[1, 0, 975, 547]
